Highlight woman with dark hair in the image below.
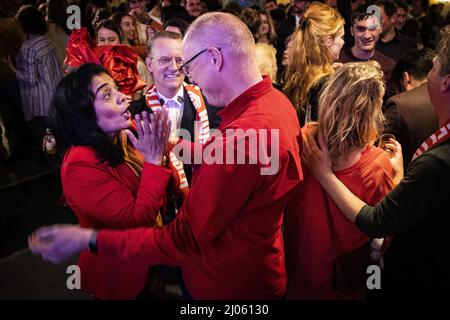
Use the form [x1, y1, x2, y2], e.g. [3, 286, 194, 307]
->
[49, 63, 171, 299]
[94, 19, 152, 90]
[95, 19, 124, 45]
[111, 11, 138, 46]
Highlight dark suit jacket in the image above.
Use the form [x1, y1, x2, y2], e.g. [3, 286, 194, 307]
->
[129, 86, 221, 184]
[383, 83, 438, 168]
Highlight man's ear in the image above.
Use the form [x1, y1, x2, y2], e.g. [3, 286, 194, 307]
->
[402, 71, 411, 84]
[441, 74, 450, 93]
[146, 56, 153, 73]
[208, 47, 223, 71]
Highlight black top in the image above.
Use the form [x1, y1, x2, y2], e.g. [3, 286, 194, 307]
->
[376, 32, 417, 63]
[298, 75, 329, 127]
[356, 139, 450, 298]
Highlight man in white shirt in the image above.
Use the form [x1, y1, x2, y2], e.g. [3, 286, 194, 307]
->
[130, 30, 220, 204]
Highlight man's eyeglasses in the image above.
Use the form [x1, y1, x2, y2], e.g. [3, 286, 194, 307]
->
[150, 56, 183, 67]
[179, 47, 221, 77]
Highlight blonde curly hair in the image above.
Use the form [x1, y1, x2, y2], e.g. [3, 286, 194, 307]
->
[318, 61, 386, 163]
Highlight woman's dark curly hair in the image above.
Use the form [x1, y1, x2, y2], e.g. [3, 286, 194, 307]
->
[49, 63, 125, 167]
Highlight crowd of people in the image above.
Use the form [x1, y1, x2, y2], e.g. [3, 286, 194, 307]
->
[0, 0, 449, 300]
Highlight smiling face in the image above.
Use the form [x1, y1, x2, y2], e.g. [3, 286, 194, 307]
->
[120, 15, 136, 42]
[91, 73, 131, 136]
[379, 5, 396, 36]
[186, 0, 204, 17]
[395, 7, 407, 30]
[129, 0, 146, 15]
[146, 37, 185, 98]
[259, 13, 270, 37]
[351, 16, 381, 53]
[97, 27, 121, 46]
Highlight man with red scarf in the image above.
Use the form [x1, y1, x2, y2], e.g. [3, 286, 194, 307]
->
[129, 30, 220, 202]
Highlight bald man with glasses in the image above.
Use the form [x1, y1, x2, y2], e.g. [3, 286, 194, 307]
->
[29, 13, 303, 299]
[130, 30, 220, 194]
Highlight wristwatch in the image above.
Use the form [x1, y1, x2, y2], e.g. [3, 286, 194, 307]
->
[88, 231, 98, 254]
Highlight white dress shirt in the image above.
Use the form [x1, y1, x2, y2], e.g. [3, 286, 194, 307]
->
[158, 86, 185, 140]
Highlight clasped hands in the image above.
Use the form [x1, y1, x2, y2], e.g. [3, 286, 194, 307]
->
[124, 107, 172, 165]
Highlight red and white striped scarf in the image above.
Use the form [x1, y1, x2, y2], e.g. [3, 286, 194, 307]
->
[412, 119, 450, 162]
[144, 83, 210, 194]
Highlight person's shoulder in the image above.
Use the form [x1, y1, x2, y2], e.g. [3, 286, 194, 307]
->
[386, 83, 429, 108]
[357, 146, 395, 183]
[63, 146, 100, 166]
[356, 146, 389, 168]
[398, 33, 417, 48]
[423, 140, 450, 165]
[374, 50, 396, 67]
[408, 140, 450, 177]
[22, 35, 54, 56]
[338, 48, 353, 63]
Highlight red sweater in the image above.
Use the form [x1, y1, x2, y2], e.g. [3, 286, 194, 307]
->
[61, 146, 171, 299]
[284, 146, 395, 299]
[97, 77, 303, 299]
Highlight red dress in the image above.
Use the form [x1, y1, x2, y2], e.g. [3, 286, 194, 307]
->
[61, 146, 171, 299]
[97, 77, 304, 299]
[284, 145, 395, 299]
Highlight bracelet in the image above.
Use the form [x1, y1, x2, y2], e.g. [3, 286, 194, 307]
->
[88, 231, 98, 254]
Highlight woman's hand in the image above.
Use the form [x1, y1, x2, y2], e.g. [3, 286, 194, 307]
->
[385, 138, 404, 185]
[301, 130, 334, 182]
[124, 108, 171, 165]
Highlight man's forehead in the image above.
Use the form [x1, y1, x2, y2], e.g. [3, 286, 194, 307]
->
[153, 38, 182, 50]
[353, 16, 379, 28]
[182, 40, 198, 55]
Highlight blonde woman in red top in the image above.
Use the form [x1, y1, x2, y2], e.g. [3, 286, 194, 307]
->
[284, 61, 398, 299]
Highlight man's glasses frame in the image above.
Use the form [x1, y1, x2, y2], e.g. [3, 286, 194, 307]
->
[150, 56, 184, 67]
[179, 47, 222, 77]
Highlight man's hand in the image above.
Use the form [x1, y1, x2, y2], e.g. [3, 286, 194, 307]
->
[28, 225, 94, 264]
